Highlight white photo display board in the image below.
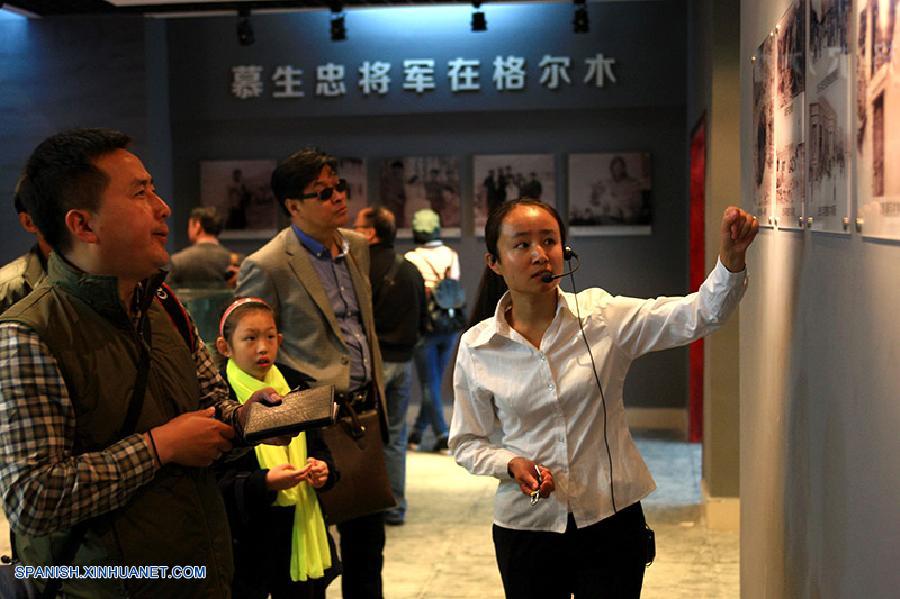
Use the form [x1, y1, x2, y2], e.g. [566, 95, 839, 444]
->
[807, 0, 853, 234]
[753, 33, 776, 226]
[855, 0, 900, 240]
[775, 0, 807, 230]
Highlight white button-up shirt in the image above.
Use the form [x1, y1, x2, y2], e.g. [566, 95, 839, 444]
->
[449, 259, 747, 533]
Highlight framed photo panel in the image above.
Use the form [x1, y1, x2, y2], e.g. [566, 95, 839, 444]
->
[472, 154, 557, 235]
[753, 32, 776, 226]
[567, 152, 652, 236]
[775, 0, 807, 230]
[199, 160, 278, 239]
[377, 156, 461, 237]
[807, 0, 852, 233]
[855, 0, 900, 240]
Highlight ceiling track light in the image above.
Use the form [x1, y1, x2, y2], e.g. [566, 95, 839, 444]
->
[471, 1, 487, 32]
[573, 0, 589, 34]
[330, 2, 346, 42]
[236, 8, 254, 46]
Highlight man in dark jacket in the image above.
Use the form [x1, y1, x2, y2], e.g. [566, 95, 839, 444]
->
[168, 206, 243, 289]
[354, 206, 426, 526]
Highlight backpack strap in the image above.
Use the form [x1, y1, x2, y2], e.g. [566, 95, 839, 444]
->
[419, 254, 446, 284]
[384, 254, 405, 287]
[373, 255, 406, 318]
[154, 283, 198, 353]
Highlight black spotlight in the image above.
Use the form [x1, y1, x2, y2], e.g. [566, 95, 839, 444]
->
[236, 8, 254, 46]
[471, 1, 487, 32]
[330, 3, 346, 41]
[573, 0, 589, 34]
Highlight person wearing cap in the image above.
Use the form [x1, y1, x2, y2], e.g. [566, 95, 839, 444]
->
[235, 147, 388, 599]
[404, 209, 461, 453]
[0, 188, 51, 314]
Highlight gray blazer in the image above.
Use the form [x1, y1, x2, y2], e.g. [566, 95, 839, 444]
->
[235, 227, 387, 435]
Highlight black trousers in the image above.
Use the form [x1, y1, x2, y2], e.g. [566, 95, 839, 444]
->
[337, 511, 386, 599]
[493, 502, 648, 599]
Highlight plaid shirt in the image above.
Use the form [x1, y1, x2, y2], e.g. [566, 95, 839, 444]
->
[0, 319, 237, 536]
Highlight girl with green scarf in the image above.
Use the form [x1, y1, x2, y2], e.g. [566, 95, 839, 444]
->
[214, 297, 341, 598]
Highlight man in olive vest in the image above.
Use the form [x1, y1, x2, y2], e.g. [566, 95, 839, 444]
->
[0, 128, 279, 598]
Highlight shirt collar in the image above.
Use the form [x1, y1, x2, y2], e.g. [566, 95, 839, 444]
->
[292, 224, 348, 260]
[469, 288, 573, 348]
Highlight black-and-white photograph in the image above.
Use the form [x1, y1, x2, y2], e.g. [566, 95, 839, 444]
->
[472, 154, 557, 233]
[855, 0, 900, 239]
[377, 156, 461, 234]
[775, 0, 806, 227]
[808, 0, 852, 233]
[200, 160, 278, 238]
[856, 2, 869, 155]
[809, 0, 850, 60]
[754, 35, 775, 223]
[568, 153, 652, 235]
[777, 0, 806, 110]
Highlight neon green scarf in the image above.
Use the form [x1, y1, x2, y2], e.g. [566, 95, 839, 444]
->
[226, 359, 332, 582]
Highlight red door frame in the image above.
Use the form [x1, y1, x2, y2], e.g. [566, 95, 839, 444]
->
[688, 115, 706, 443]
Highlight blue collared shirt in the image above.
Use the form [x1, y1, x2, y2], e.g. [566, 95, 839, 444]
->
[292, 224, 372, 390]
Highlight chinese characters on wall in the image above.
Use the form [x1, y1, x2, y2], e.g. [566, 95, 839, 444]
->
[231, 53, 618, 99]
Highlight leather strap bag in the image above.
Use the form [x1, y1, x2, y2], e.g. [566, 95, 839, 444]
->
[317, 400, 395, 525]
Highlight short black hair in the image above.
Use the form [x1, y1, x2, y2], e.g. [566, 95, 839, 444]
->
[362, 206, 397, 244]
[270, 148, 337, 216]
[17, 128, 131, 253]
[190, 206, 224, 237]
[484, 199, 566, 263]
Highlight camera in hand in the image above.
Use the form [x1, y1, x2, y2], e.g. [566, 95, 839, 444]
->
[242, 385, 337, 443]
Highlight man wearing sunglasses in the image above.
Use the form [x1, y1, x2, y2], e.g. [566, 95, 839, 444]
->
[236, 148, 388, 598]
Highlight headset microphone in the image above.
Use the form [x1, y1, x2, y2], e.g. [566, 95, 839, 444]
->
[541, 247, 579, 283]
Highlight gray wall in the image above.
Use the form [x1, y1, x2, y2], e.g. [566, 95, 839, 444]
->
[167, 1, 692, 410]
[0, 1, 694, 412]
[741, 1, 900, 596]
[0, 16, 163, 262]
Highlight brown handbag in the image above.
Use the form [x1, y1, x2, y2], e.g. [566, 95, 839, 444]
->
[318, 401, 396, 524]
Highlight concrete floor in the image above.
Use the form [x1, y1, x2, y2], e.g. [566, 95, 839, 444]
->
[329, 433, 739, 598]
[0, 435, 738, 599]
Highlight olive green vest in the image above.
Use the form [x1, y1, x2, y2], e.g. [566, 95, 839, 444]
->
[1, 254, 233, 598]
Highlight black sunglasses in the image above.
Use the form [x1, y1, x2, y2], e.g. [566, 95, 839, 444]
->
[301, 179, 348, 202]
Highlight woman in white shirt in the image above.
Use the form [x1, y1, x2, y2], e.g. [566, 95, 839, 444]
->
[449, 199, 758, 598]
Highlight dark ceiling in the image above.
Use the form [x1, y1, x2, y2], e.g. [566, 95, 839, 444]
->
[1, 0, 488, 16]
